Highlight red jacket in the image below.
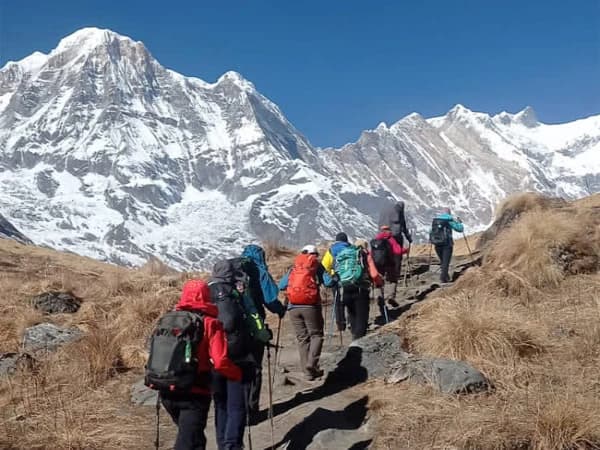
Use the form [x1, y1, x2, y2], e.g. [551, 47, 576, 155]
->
[375, 231, 408, 256]
[176, 280, 242, 394]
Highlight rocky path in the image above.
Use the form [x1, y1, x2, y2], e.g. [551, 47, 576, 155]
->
[140, 253, 480, 450]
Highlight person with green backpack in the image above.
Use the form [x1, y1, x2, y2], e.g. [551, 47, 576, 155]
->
[208, 259, 272, 450]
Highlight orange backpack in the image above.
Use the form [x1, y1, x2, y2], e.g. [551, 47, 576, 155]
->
[287, 253, 320, 305]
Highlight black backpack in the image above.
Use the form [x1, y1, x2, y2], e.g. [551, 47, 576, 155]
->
[144, 310, 204, 392]
[430, 218, 451, 246]
[370, 238, 392, 270]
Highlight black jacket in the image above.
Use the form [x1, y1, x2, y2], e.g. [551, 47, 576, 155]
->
[379, 201, 411, 243]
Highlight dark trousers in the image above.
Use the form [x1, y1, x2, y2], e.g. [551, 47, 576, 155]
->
[343, 286, 370, 340]
[248, 342, 264, 419]
[213, 377, 247, 450]
[435, 244, 453, 283]
[161, 393, 211, 450]
[289, 306, 324, 375]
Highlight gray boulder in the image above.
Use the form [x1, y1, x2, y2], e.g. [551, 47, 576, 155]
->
[23, 323, 82, 351]
[131, 378, 158, 406]
[347, 331, 488, 394]
[388, 354, 488, 394]
[31, 291, 82, 314]
[0, 352, 35, 377]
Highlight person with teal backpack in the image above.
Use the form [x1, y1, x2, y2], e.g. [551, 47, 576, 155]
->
[321, 233, 352, 337]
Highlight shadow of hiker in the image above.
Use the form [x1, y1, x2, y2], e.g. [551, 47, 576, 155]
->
[267, 396, 370, 450]
[254, 346, 368, 424]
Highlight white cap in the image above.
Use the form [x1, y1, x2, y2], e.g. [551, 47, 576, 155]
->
[301, 244, 318, 255]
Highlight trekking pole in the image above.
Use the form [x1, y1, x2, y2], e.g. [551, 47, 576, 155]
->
[327, 287, 337, 345]
[154, 392, 160, 450]
[463, 232, 474, 261]
[403, 243, 412, 287]
[272, 316, 283, 385]
[266, 346, 275, 450]
[427, 243, 433, 271]
[245, 382, 253, 450]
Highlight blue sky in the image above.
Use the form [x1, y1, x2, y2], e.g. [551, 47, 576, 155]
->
[1, 0, 598, 147]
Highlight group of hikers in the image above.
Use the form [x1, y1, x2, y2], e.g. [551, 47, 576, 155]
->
[144, 201, 465, 450]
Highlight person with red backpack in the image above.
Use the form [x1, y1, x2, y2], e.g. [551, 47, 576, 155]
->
[278, 245, 330, 380]
[370, 226, 408, 319]
[145, 279, 242, 450]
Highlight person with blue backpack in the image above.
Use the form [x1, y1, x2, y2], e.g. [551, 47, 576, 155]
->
[429, 208, 464, 283]
[321, 232, 352, 335]
[239, 244, 285, 421]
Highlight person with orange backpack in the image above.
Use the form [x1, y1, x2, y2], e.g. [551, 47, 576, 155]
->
[278, 245, 331, 380]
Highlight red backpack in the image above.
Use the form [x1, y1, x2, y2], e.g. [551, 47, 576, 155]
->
[287, 253, 320, 305]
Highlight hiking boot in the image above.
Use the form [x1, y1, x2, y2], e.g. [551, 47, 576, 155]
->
[305, 367, 324, 380]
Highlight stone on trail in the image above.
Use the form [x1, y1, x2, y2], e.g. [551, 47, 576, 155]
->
[31, 291, 82, 314]
[387, 355, 488, 394]
[23, 323, 82, 351]
[0, 352, 35, 377]
[131, 378, 158, 406]
[347, 331, 488, 394]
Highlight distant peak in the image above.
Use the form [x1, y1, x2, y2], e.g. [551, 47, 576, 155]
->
[375, 122, 388, 131]
[1, 50, 48, 73]
[216, 71, 255, 90]
[493, 106, 539, 128]
[514, 106, 538, 127]
[448, 104, 472, 116]
[54, 27, 142, 55]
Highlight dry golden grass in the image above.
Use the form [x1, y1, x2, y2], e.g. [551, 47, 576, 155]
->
[370, 193, 600, 450]
[0, 239, 182, 449]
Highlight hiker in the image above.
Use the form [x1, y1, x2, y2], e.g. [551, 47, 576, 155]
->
[370, 225, 408, 313]
[429, 207, 464, 283]
[343, 239, 384, 340]
[239, 244, 285, 420]
[378, 201, 412, 292]
[321, 232, 352, 333]
[209, 259, 269, 450]
[147, 279, 242, 450]
[279, 245, 331, 380]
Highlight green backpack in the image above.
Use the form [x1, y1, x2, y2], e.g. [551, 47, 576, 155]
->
[334, 246, 364, 287]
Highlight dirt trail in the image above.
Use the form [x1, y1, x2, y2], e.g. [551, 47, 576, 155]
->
[154, 252, 479, 450]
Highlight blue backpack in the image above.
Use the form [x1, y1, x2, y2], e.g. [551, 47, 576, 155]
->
[241, 245, 280, 307]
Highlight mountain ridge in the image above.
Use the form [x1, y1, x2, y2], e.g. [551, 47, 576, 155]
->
[0, 27, 597, 269]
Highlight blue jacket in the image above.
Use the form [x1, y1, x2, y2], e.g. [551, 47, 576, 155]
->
[435, 213, 464, 236]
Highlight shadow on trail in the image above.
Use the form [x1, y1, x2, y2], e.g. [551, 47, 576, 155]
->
[267, 396, 370, 450]
[254, 347, 367, 424]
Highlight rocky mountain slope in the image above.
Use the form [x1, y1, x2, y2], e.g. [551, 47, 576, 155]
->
[0, 214, 30, 244]
[1, 27, 597, 268]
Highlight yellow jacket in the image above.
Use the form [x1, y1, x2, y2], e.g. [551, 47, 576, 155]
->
[321, 249, 335, 275]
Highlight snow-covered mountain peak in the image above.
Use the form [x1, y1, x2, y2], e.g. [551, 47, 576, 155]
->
[216, 70, 256, 91]
[54, 27, 133, 53]
[1, 51, 48, 75]
[493, 106, 538, 127]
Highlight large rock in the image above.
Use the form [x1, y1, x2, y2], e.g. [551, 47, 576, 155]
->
[31, 291, 82, 314]
[0, 352, 35, 377]
[131, 378, 158, 406]
[387, 355, 488, 394]
[347, 331, 488, 394]
[23, 323, 82, 351]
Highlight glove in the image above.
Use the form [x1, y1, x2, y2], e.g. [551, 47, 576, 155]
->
[332, 274, 340, 285]
[406, 235, 413, 244]
[277, 308, 286, 319]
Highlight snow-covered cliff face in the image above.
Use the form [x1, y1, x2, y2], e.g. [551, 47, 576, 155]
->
[0, 28, 597, 268]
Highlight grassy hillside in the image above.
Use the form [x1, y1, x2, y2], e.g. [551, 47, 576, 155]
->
[369, 193, 600, 449]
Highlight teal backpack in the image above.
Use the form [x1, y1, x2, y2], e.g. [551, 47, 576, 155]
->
[334, 246, 364, 287]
